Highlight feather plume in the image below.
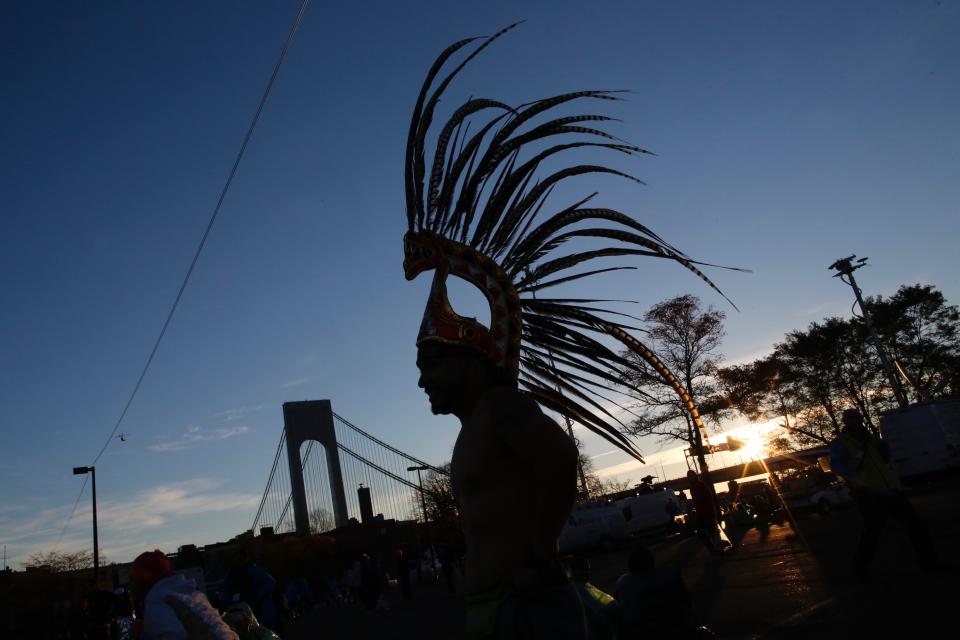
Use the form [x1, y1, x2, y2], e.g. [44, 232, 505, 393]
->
[404, 27, 742, 462]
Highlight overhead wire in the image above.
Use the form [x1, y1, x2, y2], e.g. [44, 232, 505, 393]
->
[48, 0, 310, 553]
[52, 475, 89, 553]
[90, 0, 311, 468]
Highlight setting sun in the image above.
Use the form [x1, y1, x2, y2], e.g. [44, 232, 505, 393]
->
[740, 433, 768, 460]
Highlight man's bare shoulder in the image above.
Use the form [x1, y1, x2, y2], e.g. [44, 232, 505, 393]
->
[477, 387, 575, 455]
[478, 386, 551, 424]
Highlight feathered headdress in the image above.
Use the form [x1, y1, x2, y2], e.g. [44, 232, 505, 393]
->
[404, 25, 739, 461]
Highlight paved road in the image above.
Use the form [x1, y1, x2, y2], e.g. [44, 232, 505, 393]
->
[287, 478, 960, 639]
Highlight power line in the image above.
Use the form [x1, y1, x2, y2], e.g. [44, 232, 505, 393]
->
[48, 0, 310, 556]
[52, 474, 89, 553]
[90, 0, 310, 467]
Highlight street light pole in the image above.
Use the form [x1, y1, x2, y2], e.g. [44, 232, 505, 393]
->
[73, 466, 99, 581]
[829, 255, 910, 409]
[407, 465, 432, 556]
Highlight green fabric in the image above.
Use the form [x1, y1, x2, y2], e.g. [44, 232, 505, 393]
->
[575, 581, 619, 640]
[465, 586, 514, 639]
[583, 582, 614, 606]
[838, 432, 902, 492]
[224, 602, 280, 640]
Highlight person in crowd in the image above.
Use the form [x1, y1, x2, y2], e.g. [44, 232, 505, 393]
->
[111, 588, 136, 640]
[129, 549, 237, 640]
[342, 559, 362, 605]
[394, 547, 413, 600]
[223, 602, 281, 640]
[615, 546, 709, 639]
[665, 495, 682, 534]
[686, 470, 720, 553]
[225, 550, 278, 629]
[85, 587, 117, 640]
[438, 543, 457, 596]
[830, 407, 942, 581]
[568, 556, 620, 640]
[357, 553, 385, 611]
[283, 576, 314, 617]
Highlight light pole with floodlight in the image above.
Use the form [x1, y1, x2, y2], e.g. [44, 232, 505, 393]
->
[407, 465, 433, 557]
[72, 465, 99, 581]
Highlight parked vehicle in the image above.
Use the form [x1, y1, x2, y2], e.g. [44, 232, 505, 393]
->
[880, 399, 960, 478]
[614, 488, 681, 536]
[807, 484, 853, 513]
[559, 487, 686, 553]
[775, 468, 852, 514]
[559, 503, 629, 553]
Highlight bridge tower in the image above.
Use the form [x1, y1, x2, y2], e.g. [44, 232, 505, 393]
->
[282, 400, 349, 534]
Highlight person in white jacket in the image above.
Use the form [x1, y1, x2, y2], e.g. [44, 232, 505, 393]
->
[131, 549, 238, 640]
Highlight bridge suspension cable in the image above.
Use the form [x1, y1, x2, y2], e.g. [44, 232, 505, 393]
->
[333, 412, 447, 475]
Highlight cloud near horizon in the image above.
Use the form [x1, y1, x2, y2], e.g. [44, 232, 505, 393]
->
[97, 478, 260, 532]
[149, 425, 250, 453]
[213, 405, 270, 421]
[277, 377, 313, 389]
[4, 478, 261, 567]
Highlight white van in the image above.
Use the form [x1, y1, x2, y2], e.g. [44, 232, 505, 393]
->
[614, 488, 679, 535]
[559, 503, 629, 553]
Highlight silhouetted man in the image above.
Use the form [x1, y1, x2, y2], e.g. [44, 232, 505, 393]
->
[830, 408, 940, 581]
[401, 22, 725, 639]
[417, 341, 584, 639]
[687, 469, 720, 552]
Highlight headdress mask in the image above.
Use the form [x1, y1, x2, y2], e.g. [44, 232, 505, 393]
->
[404, 25, 742, 460]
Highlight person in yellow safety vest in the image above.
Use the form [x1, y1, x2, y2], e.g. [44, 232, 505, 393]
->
[829, 408, 940, 582]
[568, 556, 621, 640]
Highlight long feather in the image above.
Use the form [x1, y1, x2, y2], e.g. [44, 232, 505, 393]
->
[404, 28, 743, 465]
[428, 99, 513, 219]
[407, 36, 480, 229]
[485, 143, 643, 258]
[507, 208, 685, 273]
[516, 266, 638, 293]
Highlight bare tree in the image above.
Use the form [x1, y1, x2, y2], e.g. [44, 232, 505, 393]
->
[421, 463, 458, 522]
[24, 549, 106, 572]
[579, 452, 633, 499]
[619, 294, 728, 459]
[309, 507, 335, 534]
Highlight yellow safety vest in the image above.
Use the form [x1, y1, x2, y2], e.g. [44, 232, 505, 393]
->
[837, 431, 902, 493]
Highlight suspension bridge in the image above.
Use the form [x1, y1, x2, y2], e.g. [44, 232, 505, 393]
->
[250, 400, 445, 536]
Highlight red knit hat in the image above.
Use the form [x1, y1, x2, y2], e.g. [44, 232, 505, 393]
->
[131, 550, 174, 590]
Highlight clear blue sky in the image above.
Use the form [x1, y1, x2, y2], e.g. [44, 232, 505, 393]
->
[2, 0, 958, 566]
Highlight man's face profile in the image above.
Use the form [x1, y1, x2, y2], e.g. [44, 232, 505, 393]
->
[416, 342, 475, 416]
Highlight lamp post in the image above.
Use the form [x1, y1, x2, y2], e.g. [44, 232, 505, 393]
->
[407, 465, 432, 557]
[407, 465, 430, 524]
[72, 465, 99, 581]
[829, 255, 910, 408]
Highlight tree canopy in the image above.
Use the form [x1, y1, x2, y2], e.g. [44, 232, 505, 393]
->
[718, 284, 959, 452]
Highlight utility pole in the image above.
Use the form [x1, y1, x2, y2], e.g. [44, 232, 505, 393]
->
[563, 415, 590, 498]
[829, 255, 910, 409]
[72, 466, 99, 581]
[407, 465, 433, 556]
